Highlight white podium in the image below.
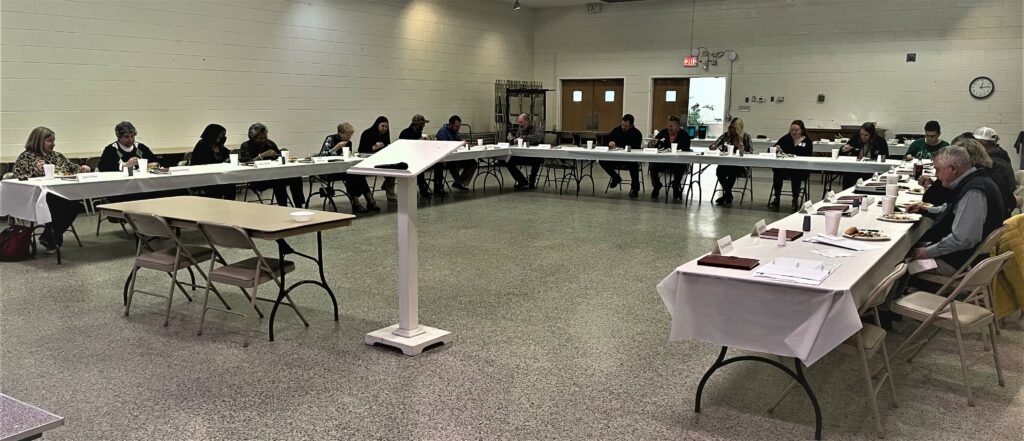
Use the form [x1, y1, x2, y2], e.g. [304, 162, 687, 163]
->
[347, 139, 465, 355]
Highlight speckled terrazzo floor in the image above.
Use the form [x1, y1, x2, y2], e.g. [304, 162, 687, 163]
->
[1, 169, 1022, 440]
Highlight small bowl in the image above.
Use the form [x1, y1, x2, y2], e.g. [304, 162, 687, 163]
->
[290, 211, 314, 222]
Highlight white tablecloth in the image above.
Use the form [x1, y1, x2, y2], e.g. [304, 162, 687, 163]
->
[690, 139, 911, 157]
[657, 187, 928, 365]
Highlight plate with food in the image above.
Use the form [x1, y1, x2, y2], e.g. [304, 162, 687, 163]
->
[897, 201, 931, 210]
[906, 187, 926, 195]
[877, 213, 921, 223]
[842, 227, 891, 241]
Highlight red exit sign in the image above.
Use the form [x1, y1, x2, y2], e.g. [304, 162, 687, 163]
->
[683, 55, 698, 68]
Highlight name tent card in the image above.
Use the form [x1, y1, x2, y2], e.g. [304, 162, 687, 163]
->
[711, 235, 734, 255]
[168, 167, 192, 175]
[594, 146, 610, 152]
[253, 160, 276, 168]
[642, 148, 659, 154]
[799, 200, 815, 214]
[825, 191, 837, 202]
[750, 219, 767, 237]
[837, 156, 857, 162]
[75, 172, 102, 182]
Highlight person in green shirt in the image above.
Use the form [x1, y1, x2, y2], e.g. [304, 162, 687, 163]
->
[905, 120, 948, 160]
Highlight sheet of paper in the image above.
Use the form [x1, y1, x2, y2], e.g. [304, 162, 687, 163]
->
[908, 258, 938, 275]
[752, 257, 839, 285]
[810, 249, 855, 258]
[804, 234, 879, 251]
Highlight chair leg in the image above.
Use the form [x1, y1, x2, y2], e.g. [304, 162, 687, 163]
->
[196, 260, 216, 336]
[856, 334, 885, 438]
[906, 326, 942, 363]
[171, 275, 194, 303]
[283, 294, 309, 327]
[766, 380, 799, 413]
[243, 283, 260, 347]
[163, 266, 179, 327]
[70, 224, 83, 247]
[879, 340, 898, 408]
[988, 321, 1005, 387]
[950, 316, 975, 406]
[124, 266, 140, 316]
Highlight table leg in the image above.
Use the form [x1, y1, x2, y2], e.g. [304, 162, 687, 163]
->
[694, 346, 822, 440]
[268, 232, 340, 342]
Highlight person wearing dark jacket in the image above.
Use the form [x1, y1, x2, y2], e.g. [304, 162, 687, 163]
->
[357, 116, 395, 204]
[599, 114, 644, 197]
[504, 114, 545, 190]
[398, 114, 446, 198]
[189, 123, 235, 200]
[98, 121, 159, 172]
[710, 117, 754, 205]
[839, 122, 889, 189]
[647, 115, 690, 200]
[906, 146, 1005, 276]
[437, 115, 475, 191]
[239, 123, 305, 207]
[769, 120, 814, 211]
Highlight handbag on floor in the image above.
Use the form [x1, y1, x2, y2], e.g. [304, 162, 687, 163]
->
[0, 225, 33, 262]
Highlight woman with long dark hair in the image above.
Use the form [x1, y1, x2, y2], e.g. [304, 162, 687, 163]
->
[769, 120, 813, 211]
[839, 122, 889, 188]
[189, 123, 236, 199]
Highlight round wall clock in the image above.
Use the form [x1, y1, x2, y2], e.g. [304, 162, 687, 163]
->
[969, 76, 994, 99]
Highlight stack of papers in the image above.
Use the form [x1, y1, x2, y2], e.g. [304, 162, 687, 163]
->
[753, 257, 840, 286]
[804, 234, 879, 251]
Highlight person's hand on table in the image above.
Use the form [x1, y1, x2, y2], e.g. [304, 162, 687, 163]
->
[123, 157, 139, 169]
[373, 142, 385, 151]
[908, 247, 929, 260]
[608, 141, 617, 149]
[34, 159, 45, 172]
[257, 149, 278, 160]
[903, 202, 926, 214]
[647, 138, 659, 148]
[506, 133, 514, 141]
[79, 164, 91, 173]
[841, 144, 853, 153]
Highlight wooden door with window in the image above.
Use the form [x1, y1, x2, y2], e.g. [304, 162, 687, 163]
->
[560, 79, 624, 132]
[651, 78, 690, 133]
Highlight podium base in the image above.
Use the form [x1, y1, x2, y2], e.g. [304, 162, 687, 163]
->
[364, 325, 452, 356]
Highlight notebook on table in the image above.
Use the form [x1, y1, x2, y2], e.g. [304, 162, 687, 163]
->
[697, 255, 760, 270]
[758, 228, 804, 241]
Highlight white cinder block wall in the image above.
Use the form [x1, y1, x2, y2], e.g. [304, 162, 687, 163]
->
[0, 0, 536, 159]
[534, 0, 1023, 164]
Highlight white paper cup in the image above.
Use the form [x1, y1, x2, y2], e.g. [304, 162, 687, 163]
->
[342, 147, 351, 158]
[43, 164, 55, 178]
[229, 153, 239, 165]
[281, 150, 290, 162]
[831, 148, 840, 159]
[587, 140, 594, 149]
[824, 211, 842, 236]
[477, 139, 484, 147]
[885, 184, 899, 197]
[882, 196, 897, 215]
[769, 146, 778, 155]
[289, 211, 314, 222]
[886, 174, 899, 185]
[671, 142, 678, 152]
[877, 155, 885, 163]
[137, 158, 148, 172]
[776, 228, 788, 247]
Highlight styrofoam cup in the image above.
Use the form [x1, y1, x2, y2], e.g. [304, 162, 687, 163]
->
[882, 196, 897, 215]
[477, 139, 484, 147]
[43, 164, 55, 178]
[587, 140, 594, 149]
[342, 147, 351, 158]
[886, 174, 898, 185]
[824, 211, 842, 236]
[137, 158, 148, 172]
[831, 148, 839, 159]
[769, 146, 778, 155]
[886, 184, 899, 197]
[671, 142, 678, 152]
[229, 153, 239, 165]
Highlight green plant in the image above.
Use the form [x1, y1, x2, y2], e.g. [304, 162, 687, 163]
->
[687, 103, 714, 127]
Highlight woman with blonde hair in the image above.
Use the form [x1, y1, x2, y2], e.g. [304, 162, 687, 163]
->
[710, 117, 753, 205]
[12, 126, 91, 253]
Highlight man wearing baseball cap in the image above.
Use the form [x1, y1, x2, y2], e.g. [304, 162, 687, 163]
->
[973, 126, 1020, 215]
[399, 114, 446, 198]
[973, 127, 1011, 163]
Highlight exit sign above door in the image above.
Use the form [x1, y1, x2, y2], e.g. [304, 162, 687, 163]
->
[683, 55, 698, 68]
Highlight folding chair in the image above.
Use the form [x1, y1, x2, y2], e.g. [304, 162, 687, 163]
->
[710, 166, 754, 204]
[123, 211, 226, 327]
[892, 251, 1014, 406]
[196, 221, 308, 347]
[769, 263, 905, 438]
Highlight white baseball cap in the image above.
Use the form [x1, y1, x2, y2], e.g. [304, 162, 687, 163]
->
[973, 127, 999, 141]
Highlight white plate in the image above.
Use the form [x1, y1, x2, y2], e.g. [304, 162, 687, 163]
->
[843, 232, 891, 241]
[877, 214, 920, 223]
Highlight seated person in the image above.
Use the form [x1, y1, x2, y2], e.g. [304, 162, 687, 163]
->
[769, 120, 813, 211]
[904, 120, 948, 160]
[648, 115, 691, 200]
[13, 126, 91, 253]
[709, 117, 753, 205]
[189, 123, 236, 200]
[356, 114, 395, 203]
[98, 121, 159, 172]
[437, 115, 475, 192]
[239, 123, 305, 207]
[838, 123, 888, 189]
[321, 121, 374, 213]
[599, 114, 644, 197]
[504, 113, 545, 190]
[973, 126, 1021, 216]
[398, 114, 446, 198]
[905, 146, 1005, 276]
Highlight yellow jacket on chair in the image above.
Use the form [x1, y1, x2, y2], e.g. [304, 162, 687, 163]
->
[994, 214, 1024, 318]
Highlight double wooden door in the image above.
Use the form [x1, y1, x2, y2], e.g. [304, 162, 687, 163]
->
[560, 79, 624, 132]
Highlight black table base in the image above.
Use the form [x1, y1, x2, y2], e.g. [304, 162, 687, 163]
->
[695, 346, 822, 440]
[269, 231, 339, 341]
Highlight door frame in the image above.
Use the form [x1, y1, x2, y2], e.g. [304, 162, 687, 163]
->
[557, 76, 625, 133]
[647, 74, 731, 133]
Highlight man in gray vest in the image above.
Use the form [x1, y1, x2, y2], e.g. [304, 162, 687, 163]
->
[905, 146, 1005, 276]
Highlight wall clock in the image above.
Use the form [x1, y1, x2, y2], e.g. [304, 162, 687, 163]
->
[969, 76, 994, 99]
